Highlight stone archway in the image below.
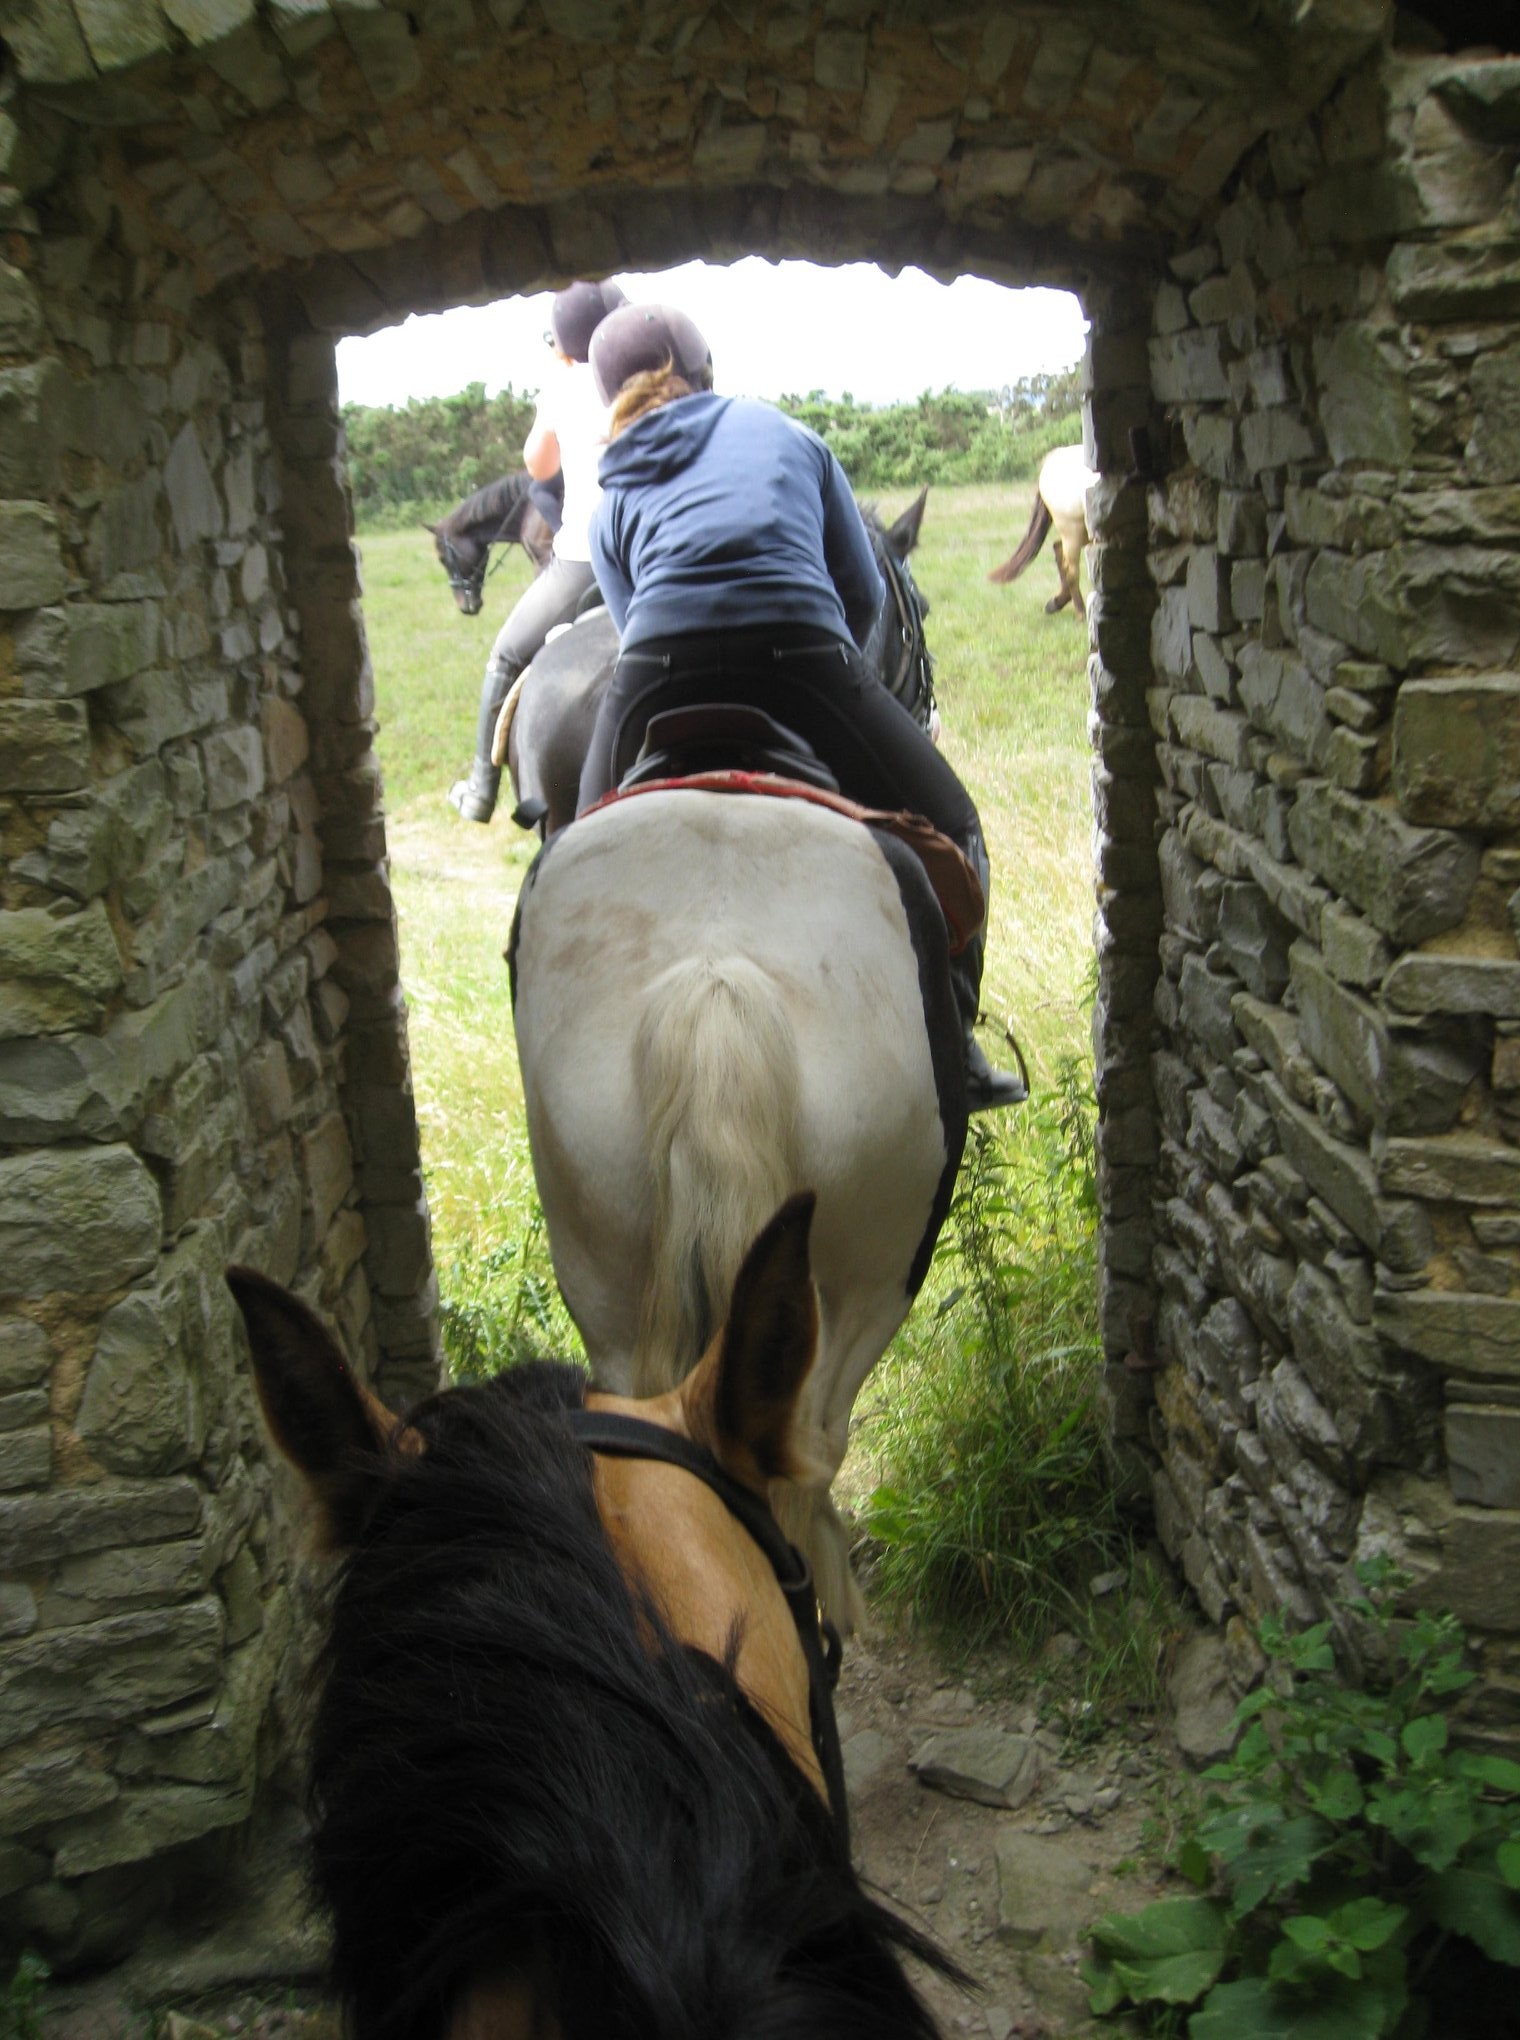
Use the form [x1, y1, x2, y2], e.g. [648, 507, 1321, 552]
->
[2, 0, 1518, 1980]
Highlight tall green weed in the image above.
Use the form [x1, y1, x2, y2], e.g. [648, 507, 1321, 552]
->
[860, 1049, 1164, 1712]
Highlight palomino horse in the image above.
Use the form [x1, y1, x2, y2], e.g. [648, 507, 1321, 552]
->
[509, 789, 970, 1627]
[988, 442, 1097, 620]
[228, 1199, 955, 2040]
[496, 489, 938, 839]
[427, 469, 562, 615]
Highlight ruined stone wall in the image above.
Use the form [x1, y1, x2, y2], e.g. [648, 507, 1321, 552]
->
[1134, 49, 1520, 1730]
[0, 156, 435, 1966]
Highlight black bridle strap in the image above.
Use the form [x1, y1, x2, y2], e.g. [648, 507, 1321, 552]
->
[565, 1408, 850, 1847]
[878, 547, 935, 723]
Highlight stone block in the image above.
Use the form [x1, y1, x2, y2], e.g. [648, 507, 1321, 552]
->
[1216, 883, 1291, 1001]
[1447, 1406, 1520, 1510]
[1292, 940, 1479, 1136]
[0, 503, 68, 610]
[75, 1284, 203, 1477]
[1287, 1260, 1401, 1471]
[1151, 585, 1193, 683]
[1218, 490, 1267, 558]
[1319, 900, 1392, 988]
[0, 1750, 118, 1836]
[0, 1598, 224, 1743]
[1383, 956, 1520, 1019]
[202, 726, 266, 809]
[1312, 325, 1414, 466]
[1376, 1291, 1520, 1384]
[0, 698, 89, 793]
[1241, 407, 1318, 473]
[1262, 1071, 1431, 1273]
[21, 602, 160, 701]
[0, 1143, 162, 1299]
[1149, 328, 1230, 404]
[1392, 675, 1520, 832]
[0, 1428, 50, 1492]
[302, 1111, 354, 1237]
[53, 1778, 251, 1878]
[1238, 643, 1326, 761]
[1381, 1133, 1520, 1206]
[1288, 780, 1480, 947]
[1468, 338, 1520, 484]
[41, 1538, 211, 1626]
[0, 901, 123, 1041]
[164, 423, 224, 550]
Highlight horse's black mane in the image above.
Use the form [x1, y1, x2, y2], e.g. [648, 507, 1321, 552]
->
[311, 1361, 955, 2040]
[437, 469, 536, 546]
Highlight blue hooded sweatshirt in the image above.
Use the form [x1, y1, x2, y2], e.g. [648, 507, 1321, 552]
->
[590, 392, 886, 652]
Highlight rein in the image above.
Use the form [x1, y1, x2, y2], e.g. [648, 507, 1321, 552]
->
[877, 545, 936, 728]
[565, 1408, 850, 1847]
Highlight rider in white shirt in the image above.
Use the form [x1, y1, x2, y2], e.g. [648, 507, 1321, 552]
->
[448, 279, 624, 823]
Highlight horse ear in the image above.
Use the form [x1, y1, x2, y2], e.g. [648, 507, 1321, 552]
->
[886, 486, 928, 560]
[421, 521, 438, 537]
[684, 1194, 822, 1490]
[226, 1266, 413, 1545]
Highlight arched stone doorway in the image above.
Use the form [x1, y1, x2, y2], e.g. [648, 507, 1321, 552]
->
[1, 0, 1517, 1980]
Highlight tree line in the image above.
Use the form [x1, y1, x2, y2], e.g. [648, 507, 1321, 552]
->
[343, 368, 1082, 528]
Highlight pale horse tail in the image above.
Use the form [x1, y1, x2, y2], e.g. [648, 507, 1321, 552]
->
[987, 484, 1052, 584]
[631, 955, 805, 1393]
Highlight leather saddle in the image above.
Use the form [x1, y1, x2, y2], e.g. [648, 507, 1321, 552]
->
[601, 702, 984, 953]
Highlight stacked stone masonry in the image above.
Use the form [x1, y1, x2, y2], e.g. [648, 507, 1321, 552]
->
[1135, 45, 1520, 1744]
[0, 0, 1512, 1983]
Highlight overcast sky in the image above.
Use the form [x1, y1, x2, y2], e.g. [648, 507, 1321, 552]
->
[336, 258, 1087, 409]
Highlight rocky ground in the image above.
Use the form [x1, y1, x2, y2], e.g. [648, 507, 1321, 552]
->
[37, 1602, 1228, 2040]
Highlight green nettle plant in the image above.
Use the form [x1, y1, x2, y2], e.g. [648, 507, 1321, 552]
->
[1084, 1559, 1520, 2039]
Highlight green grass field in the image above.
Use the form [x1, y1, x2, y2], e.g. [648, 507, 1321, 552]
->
[358, 485, 1147, 1677]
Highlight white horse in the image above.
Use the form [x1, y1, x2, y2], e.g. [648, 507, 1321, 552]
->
[509, 790, 970, 1628]
[989, 442, 1097, 620]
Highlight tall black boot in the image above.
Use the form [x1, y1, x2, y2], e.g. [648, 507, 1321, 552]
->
[449, 652, 522, 824]
[952, 829, 1028, 1114]
[448, 756, 501, 822]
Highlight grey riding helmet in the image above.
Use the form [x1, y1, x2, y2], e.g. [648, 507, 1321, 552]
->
[549, 279, 629, 363]
[590, 303, 713, 405]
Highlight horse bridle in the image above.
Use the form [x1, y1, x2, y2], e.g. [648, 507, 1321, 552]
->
[436, 528, 490, 610]
[566, 1408, 851, 1847]
[877, 545, 937, 730]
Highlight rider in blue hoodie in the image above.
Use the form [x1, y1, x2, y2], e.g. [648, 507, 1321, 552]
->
[579, 303, 1024, 1114]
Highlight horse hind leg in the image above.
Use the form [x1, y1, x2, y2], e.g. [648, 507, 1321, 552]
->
[1044, 538, 1074, 615]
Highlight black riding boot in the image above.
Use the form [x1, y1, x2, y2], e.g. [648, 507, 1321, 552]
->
[953, 830, 1028, 1114]
[448, 757, 501, 823]
[449, 652, 524, 823]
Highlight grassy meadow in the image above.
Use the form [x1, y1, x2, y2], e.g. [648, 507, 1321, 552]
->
[358, 484, 1154, 1687]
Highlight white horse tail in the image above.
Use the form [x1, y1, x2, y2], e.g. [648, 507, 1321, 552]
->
[631, 957, 803, 1393]
[987, 483, 1052, 584]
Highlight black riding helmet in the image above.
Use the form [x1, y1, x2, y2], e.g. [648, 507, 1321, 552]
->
[590, 303, 713, 406]
[550, 279, 629, 363]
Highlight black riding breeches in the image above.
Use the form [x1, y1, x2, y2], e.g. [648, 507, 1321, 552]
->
[574, 625, 980, 849]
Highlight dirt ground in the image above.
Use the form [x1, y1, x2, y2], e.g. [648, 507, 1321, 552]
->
[835, 1611, 1187, 2039]
[39, 1604, 1191, 2040]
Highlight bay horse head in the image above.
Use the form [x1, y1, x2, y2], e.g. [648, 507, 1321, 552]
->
[427, 517, 492, 616]
[228, 1195, 954, 2040]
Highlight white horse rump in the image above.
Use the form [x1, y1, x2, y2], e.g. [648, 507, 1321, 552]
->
[510, 791, 967, 1624]
[989, 442, 1097, 619]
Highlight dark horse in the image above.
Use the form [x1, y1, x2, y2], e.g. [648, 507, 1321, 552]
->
[499, 487, 938, 839]
[427, 469, 563, 615]
[228, 1197, 958, 2040]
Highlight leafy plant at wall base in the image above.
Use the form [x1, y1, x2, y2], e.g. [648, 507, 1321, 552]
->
[2, 1954, 50, 2040]
[1083, 1558, 1520, 2038]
